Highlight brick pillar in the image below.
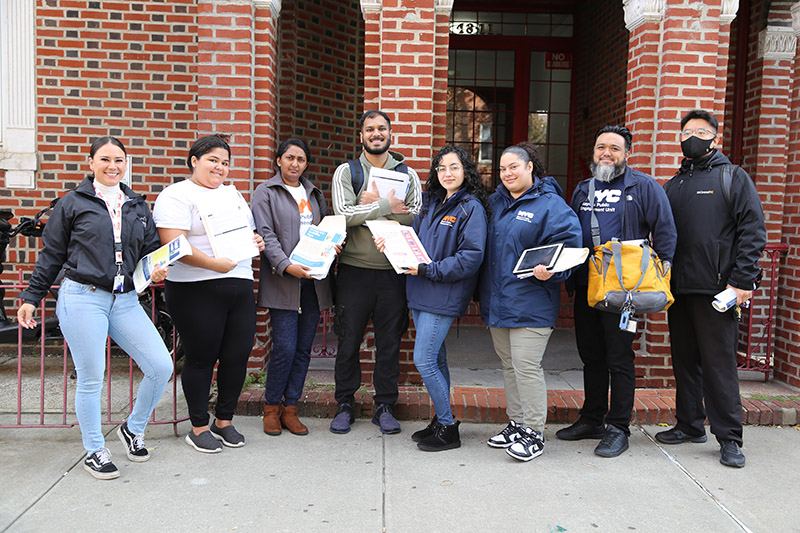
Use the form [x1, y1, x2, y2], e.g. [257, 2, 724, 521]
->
[197, 0, 269, 370]
[354, 0, 452, 386]
[251, 0, 282, 370]
[773, 2, 800, 387]
[622, 0, 738, 387]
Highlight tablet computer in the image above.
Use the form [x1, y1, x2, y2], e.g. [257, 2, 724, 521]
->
[512, 243, 564, 274]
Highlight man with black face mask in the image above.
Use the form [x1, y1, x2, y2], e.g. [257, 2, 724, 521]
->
[661, 109, 766, 468]
[560, 125, 676, 458]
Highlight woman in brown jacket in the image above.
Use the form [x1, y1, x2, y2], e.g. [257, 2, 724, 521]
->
[252, 138, 334, 436]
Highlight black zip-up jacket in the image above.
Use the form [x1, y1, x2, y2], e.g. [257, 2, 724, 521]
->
[663, 150, 766, 295]
[19, 176, 161, 305]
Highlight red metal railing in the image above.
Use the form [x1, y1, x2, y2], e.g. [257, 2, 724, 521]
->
[737, 244, 789, 379]
[0, 271, 188, 434]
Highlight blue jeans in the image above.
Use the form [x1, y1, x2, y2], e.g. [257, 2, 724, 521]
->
[412, 310, 454, 425]
[265, 279, 320, 406]
[57, 278, 173, 455]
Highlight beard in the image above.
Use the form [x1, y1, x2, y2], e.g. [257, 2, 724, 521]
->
[590, 160, 627, 183]
[363, 137, 391, 155]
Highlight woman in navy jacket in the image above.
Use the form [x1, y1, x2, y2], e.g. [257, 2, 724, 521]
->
[376, 145, 488, 451]
[480, 143, 581, 462]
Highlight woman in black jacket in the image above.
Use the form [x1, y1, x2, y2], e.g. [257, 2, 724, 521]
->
[17, 136, 173, 480]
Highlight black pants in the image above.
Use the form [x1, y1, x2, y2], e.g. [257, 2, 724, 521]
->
[668, 293, 743, 445]
[333, 264, 407, 406]
[166, 278, 256, 427]
[574, 286, 636, 434]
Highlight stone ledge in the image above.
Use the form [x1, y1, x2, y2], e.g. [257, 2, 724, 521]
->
[235, 387, 800, 427]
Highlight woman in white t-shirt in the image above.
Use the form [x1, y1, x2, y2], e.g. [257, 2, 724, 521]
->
[251, 138, 334, 436]
[153, 135, 265, 453]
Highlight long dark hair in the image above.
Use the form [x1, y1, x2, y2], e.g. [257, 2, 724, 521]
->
[424, 145, 490, 218]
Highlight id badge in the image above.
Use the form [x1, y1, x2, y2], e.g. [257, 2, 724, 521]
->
[113, 275, 125, 293]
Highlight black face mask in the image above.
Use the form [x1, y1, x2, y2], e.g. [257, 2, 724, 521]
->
[681, 136, 715, 160]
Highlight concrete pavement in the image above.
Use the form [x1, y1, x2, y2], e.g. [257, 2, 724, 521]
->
[2, 416, 799, 532]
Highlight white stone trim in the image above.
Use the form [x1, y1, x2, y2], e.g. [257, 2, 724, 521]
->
[792, 3, 800, 38]
[360, 0, 381, 17]
[757, 26, 797, 61]
[253, 0, 281, 16]
[0, 0, 37, 188]
[623, 0, 666, 32]
[720, 0, 739, 25]
[434, 0, 454, 16]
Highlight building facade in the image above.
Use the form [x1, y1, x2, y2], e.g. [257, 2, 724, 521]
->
[2, 0, 799, 388]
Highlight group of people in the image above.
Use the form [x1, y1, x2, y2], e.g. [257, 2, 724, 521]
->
[16, 107, 765, 480]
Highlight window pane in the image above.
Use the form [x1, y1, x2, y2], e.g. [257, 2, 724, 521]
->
[528, 113, 548, 144]
[497, 51, 514, 80]
[530, 52, 547, 81]
[548, 113, 570, 144]
[455, 50, 475, 80]
[529, 82, 550, 112]
[548, 145, 568, 175]
[551, 82, 570, 112]
[476, 50, 495, 79]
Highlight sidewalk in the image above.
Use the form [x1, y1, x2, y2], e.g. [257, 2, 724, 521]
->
[2, 416, 799, 532]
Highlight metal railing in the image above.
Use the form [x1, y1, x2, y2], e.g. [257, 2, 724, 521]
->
[0, 271, 188, 434]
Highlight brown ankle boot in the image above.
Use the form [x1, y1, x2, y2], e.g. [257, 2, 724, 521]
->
[262, 404, 282, 436]
[280, 405, 309, 435]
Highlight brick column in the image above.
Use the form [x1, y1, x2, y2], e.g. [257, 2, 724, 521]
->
[355, 0, 452, 386]
[196, 0, 255, 191]
[774, 2, 800, 387]
[622, 0, 738, 387]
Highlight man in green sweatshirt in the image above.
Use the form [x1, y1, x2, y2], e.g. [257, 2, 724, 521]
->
[329, 110, 422, 435]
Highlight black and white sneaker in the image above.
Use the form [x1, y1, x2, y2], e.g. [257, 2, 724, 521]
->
[117, 421, 150, 462]
[506, 427, 545, 462]
[487, 420, 523, 448]
[84, 448, 120, 480]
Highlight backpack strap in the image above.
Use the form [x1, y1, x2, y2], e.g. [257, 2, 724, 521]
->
[348, 159, 363, 195]
[720, 164, 735, 214]
[588, 178, 602, 249]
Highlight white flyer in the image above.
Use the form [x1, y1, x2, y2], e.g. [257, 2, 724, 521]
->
[366, 220, 431, 274]
[366, 167, 410, 199]
[196, 187, 259, 263]
[288, 215, 346, 280]
[133, 234, 193, 293]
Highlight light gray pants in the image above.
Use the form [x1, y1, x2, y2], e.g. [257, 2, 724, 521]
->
[490, 327, 553, 432]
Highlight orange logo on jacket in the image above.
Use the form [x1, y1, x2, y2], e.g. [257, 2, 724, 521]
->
[440, 215, 457, 227]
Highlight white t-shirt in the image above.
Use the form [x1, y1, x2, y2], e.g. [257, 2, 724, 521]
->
[284, 183, 312, 239]
[153, 179, 255, 282]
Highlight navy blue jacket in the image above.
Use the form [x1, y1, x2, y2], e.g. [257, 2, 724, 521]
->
[569, 166, 677, 287]
[479, 177, 582, 328]
[406, 189, 488, 317]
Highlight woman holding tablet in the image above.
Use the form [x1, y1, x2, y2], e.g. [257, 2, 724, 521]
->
[479, 142, 581, 462]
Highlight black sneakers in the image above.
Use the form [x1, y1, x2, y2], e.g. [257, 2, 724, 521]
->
[555, 420, 606, 441]
[210, 421, 245, 448]
[594, 426, 629, 458]
[411, 415, 438, 443]
[330, 402, 355, 434]
[84, 448, 120, 480]
[417, 421, 461, 452]
[487, 420, 523, 448]
[655, 426, 707, 444]
[719, 440, 746, 468]
[185, 430, 223, 453]
[372, 403, 401, 434]
[117, 421, 150, 462]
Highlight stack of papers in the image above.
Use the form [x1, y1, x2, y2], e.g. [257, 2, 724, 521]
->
[288, 215, 346, 280]
[134, 235, 193, 293]
[366, 220, 431, 274]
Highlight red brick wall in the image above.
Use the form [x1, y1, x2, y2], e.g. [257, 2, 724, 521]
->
[277, 0, 364, 197]
[572, 0, 628, 190]
[2, 1, 198, 294]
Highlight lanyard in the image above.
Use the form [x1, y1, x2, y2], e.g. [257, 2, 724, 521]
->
[94, 187, 126, 291]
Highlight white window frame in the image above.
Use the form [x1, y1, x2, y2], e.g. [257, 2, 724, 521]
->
[0, 0, 37, 189]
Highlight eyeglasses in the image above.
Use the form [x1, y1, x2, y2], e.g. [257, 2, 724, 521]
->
[680, 128, 717, 139]
[436, 164, 463, 175]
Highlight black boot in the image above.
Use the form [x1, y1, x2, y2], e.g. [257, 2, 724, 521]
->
[411, 415, 438, 443]
[418, 421, 461, 452]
